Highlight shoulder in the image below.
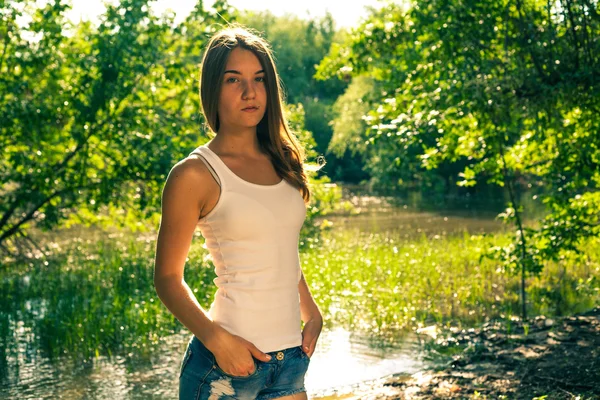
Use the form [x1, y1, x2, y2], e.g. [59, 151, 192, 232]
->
[162, 153, 219, 203]
[168, 154, 211, 181]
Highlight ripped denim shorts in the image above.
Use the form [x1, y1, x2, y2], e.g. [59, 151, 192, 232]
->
[179, 335, 311, 400]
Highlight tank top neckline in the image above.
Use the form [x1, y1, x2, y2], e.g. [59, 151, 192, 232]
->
[201, 145, 286, 189]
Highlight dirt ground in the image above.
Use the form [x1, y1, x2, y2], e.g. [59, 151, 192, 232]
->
[336, 307, 600, 400]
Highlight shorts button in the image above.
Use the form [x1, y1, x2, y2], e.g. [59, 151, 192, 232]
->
[276, 352, 284, 361]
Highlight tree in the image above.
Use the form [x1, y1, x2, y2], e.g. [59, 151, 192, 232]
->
[0, 0, 338, 256]
[316, 0, 600, 319]
[0, 0, 232, 254]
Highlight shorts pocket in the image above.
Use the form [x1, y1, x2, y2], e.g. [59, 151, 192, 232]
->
[299, 348, 311, 362]
[213, 358, 260, 380]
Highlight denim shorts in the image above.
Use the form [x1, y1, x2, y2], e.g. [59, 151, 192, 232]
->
[179, 335, 311, 400]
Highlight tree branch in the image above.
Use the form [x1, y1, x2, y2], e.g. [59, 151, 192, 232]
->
[514, 0, 549, 83]
[562, 0, 581, 70]
[0, 200, 20, 236]
[499, 130, 529, 321]
[0, 182, 104, 247]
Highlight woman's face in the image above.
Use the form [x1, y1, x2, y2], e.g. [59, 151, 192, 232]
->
[217, 46, 267, 133]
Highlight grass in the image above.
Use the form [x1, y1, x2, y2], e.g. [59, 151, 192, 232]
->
[0, 229, 216, 363]
[1, 224, 598, 364]
[300, 228, 600, 341]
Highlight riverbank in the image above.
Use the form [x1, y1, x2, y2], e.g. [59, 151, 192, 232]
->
[333, 307, 600, 399]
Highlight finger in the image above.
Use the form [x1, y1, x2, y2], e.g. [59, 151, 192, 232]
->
[301, 336, 311, 354]
[302, 340, 312, 355]
[249, 344, 272, 362]
[246, 361, 257, 375]
[233, 358, 256, 376]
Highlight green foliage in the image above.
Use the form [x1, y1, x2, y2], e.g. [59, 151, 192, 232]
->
[0, 229, 215, 360]
[301, 229, 600, 337]
[316, 0, 600, 317]
[0, 0, 237, 252]
[283, 102, 317, 159]
[328, 75, 378, 157]
[283, 102, 356, 242]
[0, 1, 337, 254]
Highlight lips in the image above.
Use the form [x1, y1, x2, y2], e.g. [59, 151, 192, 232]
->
[242, 106, 259, 111]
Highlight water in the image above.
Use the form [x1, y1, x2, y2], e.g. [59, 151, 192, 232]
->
[305, 328, 424, 398]
[1, 326, 423, 399]
[1, 189, 529, 399]
[324, 207, 504, 237]
[324, 184, 542, 236]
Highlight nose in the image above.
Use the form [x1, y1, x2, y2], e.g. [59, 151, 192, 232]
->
[242, 79, 257, 100]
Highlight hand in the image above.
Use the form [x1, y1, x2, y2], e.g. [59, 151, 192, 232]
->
[301, 316, 323, 358]
[205, 329, 272, 377]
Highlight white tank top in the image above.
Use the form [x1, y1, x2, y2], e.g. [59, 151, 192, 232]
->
[189, 145, 307, 353]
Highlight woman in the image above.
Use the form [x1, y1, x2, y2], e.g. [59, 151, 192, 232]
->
[153, 25, 323, 400]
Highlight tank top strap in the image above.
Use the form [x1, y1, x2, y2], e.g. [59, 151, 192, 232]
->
[189, 146, 223, 188]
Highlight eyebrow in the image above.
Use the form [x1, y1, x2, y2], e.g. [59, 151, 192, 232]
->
[223, 69, 265, 75]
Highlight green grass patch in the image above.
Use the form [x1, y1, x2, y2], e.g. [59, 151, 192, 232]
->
[1, 226, 598, 362]
[301, 228, 600, 341]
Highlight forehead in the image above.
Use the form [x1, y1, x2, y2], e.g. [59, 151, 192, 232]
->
[224, 47, 263, 71]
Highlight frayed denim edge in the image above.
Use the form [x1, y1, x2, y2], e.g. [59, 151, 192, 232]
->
[256, 387, 306, 400]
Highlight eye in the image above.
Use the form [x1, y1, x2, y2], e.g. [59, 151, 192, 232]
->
[225, 77, 239, 83]
[255, 76, 265, 83]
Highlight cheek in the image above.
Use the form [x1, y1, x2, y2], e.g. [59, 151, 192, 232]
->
[219, 87, 235, 103]
[218, 90, 235, 110]
[258, 84, 268, 100]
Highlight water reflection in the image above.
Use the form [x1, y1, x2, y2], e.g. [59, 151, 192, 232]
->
[1, 328, 181, 399]
[306, 328, 423, 398]
[0, 327, 422, 399]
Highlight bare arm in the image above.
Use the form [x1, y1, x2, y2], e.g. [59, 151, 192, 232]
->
[153, 158, 224, 346]
[299, 270, 322, 323]
[299, 269, 323, 356]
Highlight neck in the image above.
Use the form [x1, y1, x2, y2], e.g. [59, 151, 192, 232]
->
[211, 125, 262, 155]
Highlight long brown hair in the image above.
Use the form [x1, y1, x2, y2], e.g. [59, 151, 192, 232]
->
[199, 25, 312, 203]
